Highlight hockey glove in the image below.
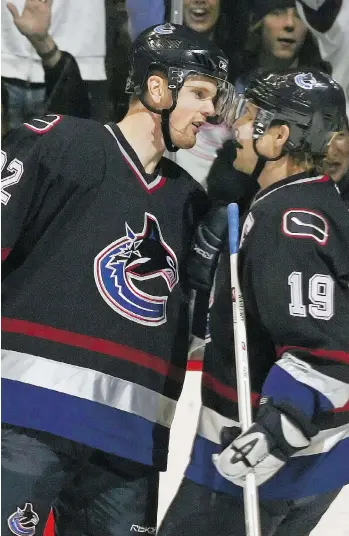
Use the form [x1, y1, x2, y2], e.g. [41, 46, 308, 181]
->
[212, 397, 318, 487]
[186, 204, 228, 293]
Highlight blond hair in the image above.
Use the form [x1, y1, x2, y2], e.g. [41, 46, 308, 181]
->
[289, 149, 325, 175]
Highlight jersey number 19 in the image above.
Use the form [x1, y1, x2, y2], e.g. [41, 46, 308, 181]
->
[288, 271, 334, 320]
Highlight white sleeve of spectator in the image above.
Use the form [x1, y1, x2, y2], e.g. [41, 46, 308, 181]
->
[296, 0, 349, 117]
[297, 0, 327, 8]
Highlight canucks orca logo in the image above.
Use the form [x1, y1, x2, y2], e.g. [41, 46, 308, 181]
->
[94, 213, 179, 326]
[8, 503, 39, 535]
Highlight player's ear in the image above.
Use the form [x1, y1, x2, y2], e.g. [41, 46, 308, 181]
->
[275, 124, 290, 150]
[147, 75, 172, 109]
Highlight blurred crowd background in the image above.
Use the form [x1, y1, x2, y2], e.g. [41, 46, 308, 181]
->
[1, 0, 349, 193]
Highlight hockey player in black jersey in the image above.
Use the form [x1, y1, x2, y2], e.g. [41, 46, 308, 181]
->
[159, 70, 349, 536]
[1, 24, 233, 535]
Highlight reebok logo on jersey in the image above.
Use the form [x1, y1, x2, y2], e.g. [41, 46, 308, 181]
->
[193, 244, 214, 260]
[282, 209, 329, 246]
[130, 525, 156, 534]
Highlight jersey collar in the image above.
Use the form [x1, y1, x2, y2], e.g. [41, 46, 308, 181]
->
[105, 123, 166, 193]
[252, 173, 329, 208]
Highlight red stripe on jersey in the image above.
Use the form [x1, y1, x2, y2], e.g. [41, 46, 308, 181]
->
[202, 372, 260, 407]
[332, 400, 349, 413]
[148, 176, 167, 193]
[1, 317, 184, 381]
[187, 360, 203, 371]
[313, 175, 330, 183]
[43, 510, 54, 536]
[276, 345, 349, 364]
[1, 248, 12, 261]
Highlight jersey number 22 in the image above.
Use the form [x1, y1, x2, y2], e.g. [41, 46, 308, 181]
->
[1, 150, 24, 206]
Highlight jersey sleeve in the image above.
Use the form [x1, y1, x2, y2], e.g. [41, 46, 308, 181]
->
[2, 123, 44, 257]
[1, 115, 105, 264]
[245, 203, 349, 419]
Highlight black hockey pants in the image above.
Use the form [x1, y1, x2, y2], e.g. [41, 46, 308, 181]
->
[158, 476, 341, 536]
[2, 424, 158, 536]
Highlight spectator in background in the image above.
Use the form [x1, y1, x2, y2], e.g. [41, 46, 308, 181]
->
[296, 0, 349, 117]
[237, 0, 329, 91]
[208, 0, 330, 204]
[4, 0, 90, 124]
[2, 0, 106, 129]
[183, 0, 221, 32]
[181, 0, 249, 81]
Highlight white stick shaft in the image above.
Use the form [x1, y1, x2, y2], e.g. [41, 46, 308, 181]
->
[228, 203, 261, 536]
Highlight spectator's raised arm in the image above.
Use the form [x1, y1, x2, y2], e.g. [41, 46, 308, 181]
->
[7, 0, 61, 68]
[7, 0, 90, 118]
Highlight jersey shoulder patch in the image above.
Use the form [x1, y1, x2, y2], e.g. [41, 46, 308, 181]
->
[282, 209, 329, 246]
[22, 114, 104, 143]
[23, 114, 63, 135]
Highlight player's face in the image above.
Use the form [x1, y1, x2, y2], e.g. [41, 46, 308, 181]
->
[183, 0, 221, 33]
[262, 8, 308, 61]
[169, 76, 217, 149]
[325, 131, 349, 182]
[232, 102, 259, 174]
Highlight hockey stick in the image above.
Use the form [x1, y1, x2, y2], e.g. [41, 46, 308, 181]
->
[228, 203, 261, 536]
[170, 0, 183, 24]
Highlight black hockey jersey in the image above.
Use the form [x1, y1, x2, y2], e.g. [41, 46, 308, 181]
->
[186, 172, 349, 499]
[1, 114, 208, 470]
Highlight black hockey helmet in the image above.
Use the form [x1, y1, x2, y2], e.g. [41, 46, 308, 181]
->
[232, 69, 348, 158]
[126, 23, 233, 152]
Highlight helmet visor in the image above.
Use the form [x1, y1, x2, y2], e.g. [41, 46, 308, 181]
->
[228, 94, 275, 137]
[228, 94, 249, 124]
